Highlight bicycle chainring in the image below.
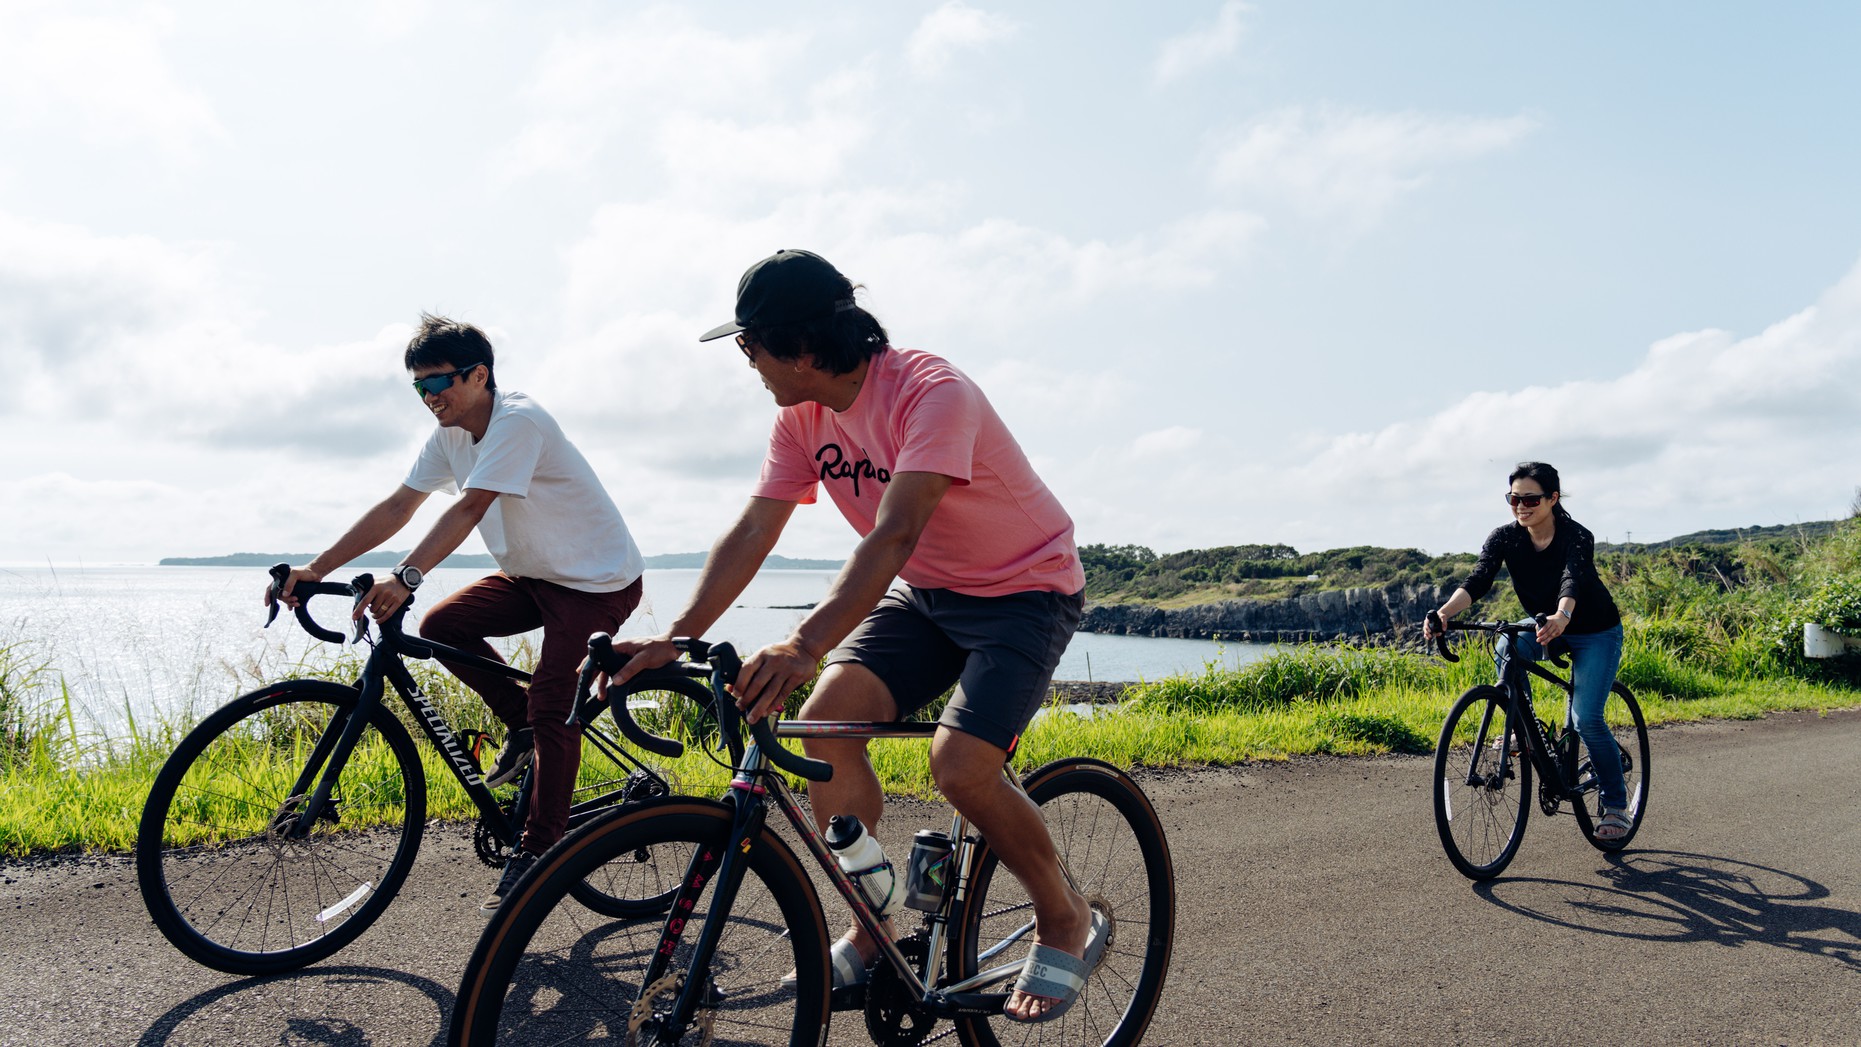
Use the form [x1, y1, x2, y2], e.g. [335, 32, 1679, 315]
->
[1537, 774, 1562, 817]
[865, 930, 938, 1047]
[471, 800, 518, 869]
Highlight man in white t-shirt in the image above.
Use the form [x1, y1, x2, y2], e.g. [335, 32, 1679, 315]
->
[267, 314, 645, 913]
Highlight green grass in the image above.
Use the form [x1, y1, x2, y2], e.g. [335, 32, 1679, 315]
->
[7, 558, 1861, 855]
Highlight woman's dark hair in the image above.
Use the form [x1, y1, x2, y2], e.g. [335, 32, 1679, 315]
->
[748, 296, 889, 376]
[404, 313, 496, 391]
[1509, 461, 1573, 518]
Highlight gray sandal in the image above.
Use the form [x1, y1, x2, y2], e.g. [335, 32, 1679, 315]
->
[1005, 908, 1111, 1024]
[1595, 806, 1632, 841]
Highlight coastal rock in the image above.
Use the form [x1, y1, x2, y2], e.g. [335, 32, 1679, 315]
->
[1079, 583, 1450, 644]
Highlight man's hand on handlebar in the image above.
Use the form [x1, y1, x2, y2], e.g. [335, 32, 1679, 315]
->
[734, 640, 817, 723]
[264, 566, 323, 611]
[357, 577, 414, 622]
[592, 636, 682, 698]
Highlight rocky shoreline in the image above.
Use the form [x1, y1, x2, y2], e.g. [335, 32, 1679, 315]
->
[1078, 582, 1450, 645]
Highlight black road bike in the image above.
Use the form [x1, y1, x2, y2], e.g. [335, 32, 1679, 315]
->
[449, 638, 1176, 1046]
[1427, 612, 1651, 880]
[135, 565, 716, 975]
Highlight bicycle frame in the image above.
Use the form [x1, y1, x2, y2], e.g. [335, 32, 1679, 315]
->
[637, 655, 1033, 1036]
[1467, 625, 1595, 811]
[275, 584, 666, 856]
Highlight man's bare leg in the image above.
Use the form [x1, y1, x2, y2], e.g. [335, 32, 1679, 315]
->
[930, 727, 1092, 1022]
[796, 662, 899, 964]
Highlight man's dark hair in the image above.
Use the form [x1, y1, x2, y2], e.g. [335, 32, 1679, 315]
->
[748, 297, 889, 376]
[404, 313, 496, 390]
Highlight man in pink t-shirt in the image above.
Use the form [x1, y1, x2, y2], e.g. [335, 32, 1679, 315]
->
[612, 250, 1096, 1024]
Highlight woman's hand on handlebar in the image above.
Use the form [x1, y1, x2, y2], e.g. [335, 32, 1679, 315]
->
[264, 566, 323, 611]
[735, 640, 816, 723]
[1422, 609, 1448, 641]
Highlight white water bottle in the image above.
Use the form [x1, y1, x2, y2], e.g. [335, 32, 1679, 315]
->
[825, 815, 902, 918]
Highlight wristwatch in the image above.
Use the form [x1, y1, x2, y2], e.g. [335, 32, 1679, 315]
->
[1555, 608, 1572, 621]
[392, 564, 424, 591]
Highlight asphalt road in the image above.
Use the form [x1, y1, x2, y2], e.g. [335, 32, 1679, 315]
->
[4, 708, 1859, 1046]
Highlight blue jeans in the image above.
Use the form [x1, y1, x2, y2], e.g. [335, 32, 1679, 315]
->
[1501, 623, 1628, 810]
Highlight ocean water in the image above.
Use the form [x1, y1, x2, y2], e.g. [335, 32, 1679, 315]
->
[0, 564, 1273, 730]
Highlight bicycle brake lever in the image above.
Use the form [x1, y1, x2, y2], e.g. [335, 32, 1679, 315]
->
[265, 562, 290, 628]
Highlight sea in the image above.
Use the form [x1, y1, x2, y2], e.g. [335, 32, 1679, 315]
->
[0, 564, 1274, 732]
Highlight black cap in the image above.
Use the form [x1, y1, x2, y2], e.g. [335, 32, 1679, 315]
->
[698, 249, 856, 342]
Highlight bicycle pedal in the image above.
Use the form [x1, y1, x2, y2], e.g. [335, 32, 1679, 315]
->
[830, 983, 866, 1012]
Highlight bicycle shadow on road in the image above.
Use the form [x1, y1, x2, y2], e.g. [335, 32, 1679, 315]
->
[1472, 849, 1861, 971]
[137, 964, 452, 1047]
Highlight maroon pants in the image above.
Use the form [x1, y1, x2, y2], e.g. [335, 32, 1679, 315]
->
[421, 572, 643, 854]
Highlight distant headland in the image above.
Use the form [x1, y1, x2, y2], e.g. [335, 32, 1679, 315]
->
[159, 551, 846, 570]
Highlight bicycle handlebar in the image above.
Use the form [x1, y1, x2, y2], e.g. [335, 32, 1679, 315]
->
[266, 562, 380, 645]
[1427, 613, 1569, 667]
[580, 635, 833, 781]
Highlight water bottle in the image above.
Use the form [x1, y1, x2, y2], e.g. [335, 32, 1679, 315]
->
[825, 815, 902, 918]
[903, 830, 954, 912]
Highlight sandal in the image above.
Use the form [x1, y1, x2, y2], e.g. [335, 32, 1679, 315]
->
[1595, 806, 1632, 841]
[780, 937, 868, 992]
[1005, 908, 1110, 1024]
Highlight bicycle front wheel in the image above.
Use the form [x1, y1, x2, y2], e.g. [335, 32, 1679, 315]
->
[952, 757, 1175, 1047]
[450, 798, 829, 1046]
[135, 680, 426, 974]
[1433, 685, 1532, 880]
[562, 674, 724, 919]
[1574, 682, 1650, 852]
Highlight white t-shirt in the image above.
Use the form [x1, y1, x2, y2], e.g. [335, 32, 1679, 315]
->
[404, 390, 643, 592]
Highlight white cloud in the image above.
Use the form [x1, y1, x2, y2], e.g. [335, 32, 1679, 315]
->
[1154, 1, 1249, 86]
[905, 2, 1018, 77]
[1209, 105, 1536, 227]
[492, 10, 814, 187]
[0, 5, 225, 158]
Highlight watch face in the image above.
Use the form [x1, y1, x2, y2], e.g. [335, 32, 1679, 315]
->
[397, 565, 423, 588]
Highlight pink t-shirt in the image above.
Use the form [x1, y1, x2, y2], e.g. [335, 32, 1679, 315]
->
[752, 347, 1083, 598]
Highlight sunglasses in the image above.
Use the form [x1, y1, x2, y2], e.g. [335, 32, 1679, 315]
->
[411, 363, 481, 398]
[1505, 492, 1549, 508]
[735, 333, 759, 361]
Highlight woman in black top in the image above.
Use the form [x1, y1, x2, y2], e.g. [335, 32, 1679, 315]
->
[1422, 462, 1632, 839]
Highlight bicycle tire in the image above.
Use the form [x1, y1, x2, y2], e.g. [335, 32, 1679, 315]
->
[1574, 682, 1650, 852]
[951, 757, 1175, 1047]
[450, 797, 830, 1046]
[1433, 685, 1532, 880]
[563, 675, 722, 919]
[135, 680, 426, 975]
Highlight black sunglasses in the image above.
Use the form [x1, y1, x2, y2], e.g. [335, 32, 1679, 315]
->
[412, 363, 481, 397]
[1505, 492, 1548, 508]
[734, 332, 759, 361]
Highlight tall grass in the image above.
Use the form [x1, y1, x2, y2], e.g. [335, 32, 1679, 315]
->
[8, 520, 1861, 855]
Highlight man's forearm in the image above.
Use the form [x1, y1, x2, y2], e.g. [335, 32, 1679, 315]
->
[667, 500, 792, 639]
[399, 495, 491, 574]
[308, 492, 423, 577]
[789, 528, 915, 661]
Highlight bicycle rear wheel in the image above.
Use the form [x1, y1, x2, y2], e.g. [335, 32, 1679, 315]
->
[1433, 685, 1532, 880]
[450, 798, 829, 1046]
[1572, 682, 1650, 852]
[952, 758, 1175, 1047]
[136, 680, 426, 974]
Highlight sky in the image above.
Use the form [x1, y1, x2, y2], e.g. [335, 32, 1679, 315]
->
[3, 1, 1859, 567]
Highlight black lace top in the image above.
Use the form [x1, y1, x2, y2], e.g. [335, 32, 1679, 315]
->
[1460, 516, 1622, 634]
